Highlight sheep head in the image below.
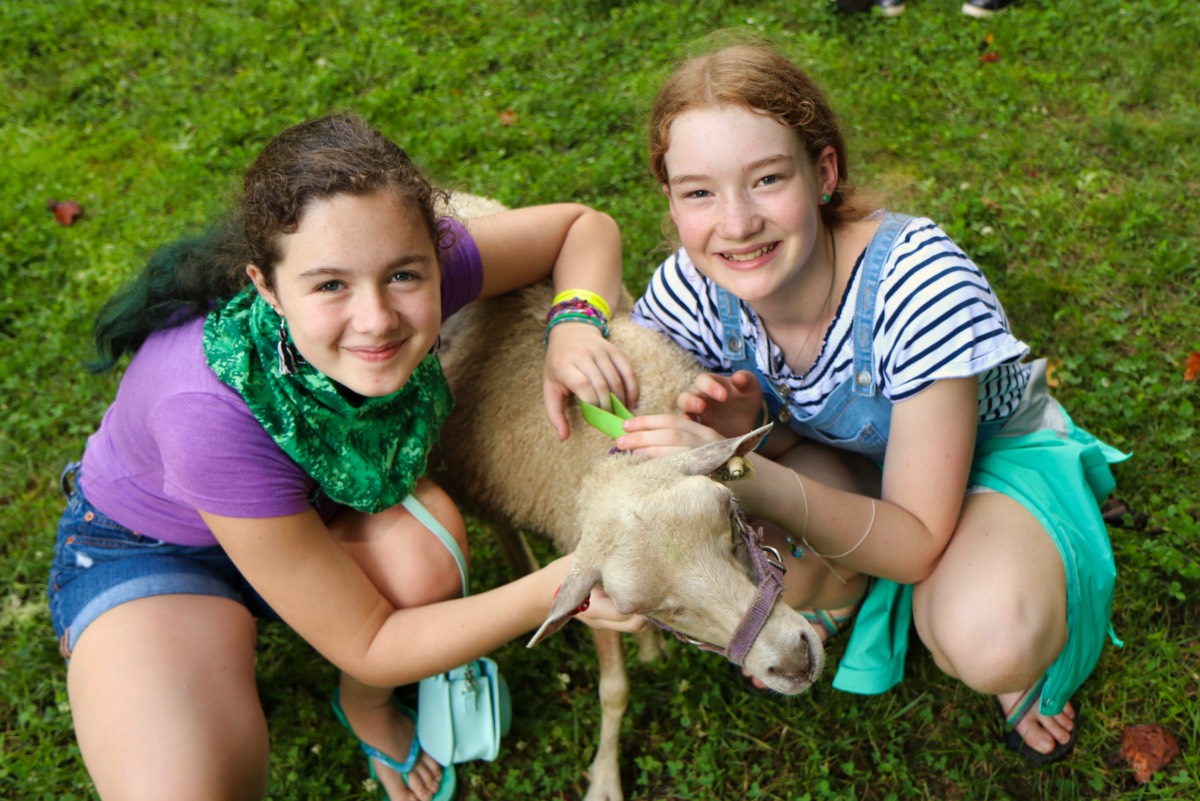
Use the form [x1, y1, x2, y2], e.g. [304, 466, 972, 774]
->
[528, 425, 824, 695]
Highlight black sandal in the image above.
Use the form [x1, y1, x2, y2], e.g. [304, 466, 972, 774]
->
[994, 677, 1080, 766]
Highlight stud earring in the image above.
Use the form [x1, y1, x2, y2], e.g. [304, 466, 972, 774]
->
[276, 317, 301, 375]
[822, 193, 831, 204]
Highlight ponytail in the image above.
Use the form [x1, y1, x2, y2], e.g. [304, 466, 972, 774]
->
[89, 217, 247, 372]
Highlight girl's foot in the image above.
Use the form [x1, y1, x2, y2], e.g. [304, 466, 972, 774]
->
[995, 682, 1079, 764]
[332, 688, 448, 801]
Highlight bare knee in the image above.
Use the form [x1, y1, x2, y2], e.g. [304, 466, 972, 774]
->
[405, 479, 469, 601]
[333, 479, 467, 608]
[915, 583, 1062, 694]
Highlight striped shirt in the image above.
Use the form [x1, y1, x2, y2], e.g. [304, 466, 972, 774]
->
[631, 216, 1031, 428]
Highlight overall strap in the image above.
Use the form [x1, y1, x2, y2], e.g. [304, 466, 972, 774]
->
[851, 212, 912, 398]
[714, 284, 780, 421]
[716, 285, 755, 368]
[401, 494, 468, 597]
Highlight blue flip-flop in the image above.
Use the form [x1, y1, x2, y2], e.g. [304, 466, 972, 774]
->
[332, 688, 457, 800]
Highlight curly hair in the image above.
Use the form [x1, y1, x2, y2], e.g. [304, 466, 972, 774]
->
[241, 114, 447, 287]
[91, 114, 447, 370]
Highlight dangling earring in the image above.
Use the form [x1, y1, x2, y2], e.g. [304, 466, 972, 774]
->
[276, 316, 301, 375]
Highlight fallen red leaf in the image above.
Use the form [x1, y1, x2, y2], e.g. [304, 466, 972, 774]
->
[980, 51, 1000, 64]
[1184, 351, 1200, 381]
[499, 108, 518, 126]
[1121, 724, 1179, 784]
[48, 198, 83, 226]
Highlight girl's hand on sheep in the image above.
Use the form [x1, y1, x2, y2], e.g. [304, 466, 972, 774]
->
[574, 587, 648, 634]
[677, 370, 764, 438]
[544, 323, 640, 441]
[614, 413, 725, 459]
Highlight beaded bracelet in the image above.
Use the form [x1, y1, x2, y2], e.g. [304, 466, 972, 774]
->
[552, 288, 611, 322]
[543, 311, 610, 348]
[545, 297, 608, 325]
[544, 293, 611, 348]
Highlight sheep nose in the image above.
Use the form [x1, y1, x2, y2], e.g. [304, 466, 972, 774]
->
[765, 625, 825, 691]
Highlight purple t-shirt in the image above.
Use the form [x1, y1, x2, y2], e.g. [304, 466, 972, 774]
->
[79, 220, 483, 546]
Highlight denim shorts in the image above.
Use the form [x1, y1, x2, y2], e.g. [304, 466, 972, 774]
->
[48, 463, 278, 660]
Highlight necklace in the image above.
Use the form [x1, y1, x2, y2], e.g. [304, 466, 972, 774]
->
[789, 226, 838, 376]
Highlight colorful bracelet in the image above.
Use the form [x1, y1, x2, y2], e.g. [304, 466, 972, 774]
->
[543, 311, 610, 348]
[545, 298, 608, 325]
[552, 289, 611, 322]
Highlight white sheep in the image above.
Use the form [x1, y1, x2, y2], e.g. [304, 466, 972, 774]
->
[435, 196, 824, 801]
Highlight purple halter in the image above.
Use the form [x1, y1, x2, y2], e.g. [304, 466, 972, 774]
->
[646, 511, 785, 666]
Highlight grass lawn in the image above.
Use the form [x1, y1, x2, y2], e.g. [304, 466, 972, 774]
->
[2, 1, 1198, 798]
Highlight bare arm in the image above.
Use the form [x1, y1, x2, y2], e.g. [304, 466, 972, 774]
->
[466, 204, 622, 304]
[464, 204, 639, 439]
[620, 376, 979, 584]
[200, 508, 638, 687]
[735, 377, 979, 583]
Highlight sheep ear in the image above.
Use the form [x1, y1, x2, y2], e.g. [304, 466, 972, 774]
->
[527, 561, 602, 647]
[670, 424, 772, 481]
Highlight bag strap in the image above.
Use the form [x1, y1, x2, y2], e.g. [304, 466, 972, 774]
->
[400, 495, 468, 596]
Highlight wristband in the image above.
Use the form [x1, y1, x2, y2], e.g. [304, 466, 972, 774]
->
[552, 289, 611, 322]
[543, 312, 610, 348]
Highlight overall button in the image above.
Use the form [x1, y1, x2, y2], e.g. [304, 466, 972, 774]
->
[855, 370, 872, 387]
[775, 382, 790, 398]
[778, 408, 792, 424]
[727, 337, 743, 353]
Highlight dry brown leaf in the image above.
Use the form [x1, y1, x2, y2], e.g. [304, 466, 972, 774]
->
[1120, 724, 1180, 784]
[48, 198, 83, 226]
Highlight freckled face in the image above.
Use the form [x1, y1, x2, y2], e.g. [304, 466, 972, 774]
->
[249, 189, 441, 397]
[662, 105, 829, 305]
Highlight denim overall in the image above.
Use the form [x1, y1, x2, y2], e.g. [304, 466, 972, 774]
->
[716, 212, 912, 461]
[713, 212, 1124, 707]
[714, 211, 914, 694]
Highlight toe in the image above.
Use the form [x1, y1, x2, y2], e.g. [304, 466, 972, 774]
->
[405, 754, 444, 801]
[1014, 714, 1057, 754]
[1013, 704, 1075, 753]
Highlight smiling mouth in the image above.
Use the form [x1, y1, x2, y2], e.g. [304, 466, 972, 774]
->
[347, 342, 403, 362]
[721, 243, 777, 263]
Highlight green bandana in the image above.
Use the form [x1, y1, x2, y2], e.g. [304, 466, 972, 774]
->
[203, 286, 453, 514]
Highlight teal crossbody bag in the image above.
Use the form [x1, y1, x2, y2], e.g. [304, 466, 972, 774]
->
[404, 496, 513, 764]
